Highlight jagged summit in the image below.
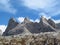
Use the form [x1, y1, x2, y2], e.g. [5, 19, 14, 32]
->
[23, 17, 31, 24]
[9, 17, 16, 21]
[8, 17, 19, 28]
[40, 16, 56, 27]
[8, 18, 18, 24]
[3, 17, 19, 36]
[39, 16, 56, 32]
[40, 16, 48, 25]
[2, 16, 60, 36]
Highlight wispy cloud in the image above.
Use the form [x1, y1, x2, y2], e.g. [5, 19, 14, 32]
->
[0, 0, 16, 14]
[22, 0, 60, 17]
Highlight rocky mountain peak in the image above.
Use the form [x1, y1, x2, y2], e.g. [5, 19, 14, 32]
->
[9, 18, 16, 23]
[39, 16, 56, 32]
[24, 17, 31, 24]
[3, 18, 19, 36]
[8, 17, 19, 26]
[40, 16, 48, 25]
[41, 16, 45, 19]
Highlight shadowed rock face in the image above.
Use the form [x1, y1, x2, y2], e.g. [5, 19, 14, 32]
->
[3, 16, 59, 36]
[48, 19, 56, 28]
[3, 18, 19, 36]
[7, 18, 19, 30]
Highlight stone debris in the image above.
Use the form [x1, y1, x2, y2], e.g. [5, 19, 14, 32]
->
[1, 33, 60, 45]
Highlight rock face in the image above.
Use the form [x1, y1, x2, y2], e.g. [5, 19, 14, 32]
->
[23, 17, 31, 24]
[3, 16, 59, 36]
[3, 18, 19, 36]
[48, 19, 56, 28]
[39, 16, 56, 32]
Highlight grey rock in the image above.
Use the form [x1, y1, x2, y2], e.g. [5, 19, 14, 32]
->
[23, 17, 31, 24]
[48, 19, 56, 28]
[3, 18, 19, 36]
[39, 16, 55, 32]
[3, 16, 59, 36]
[25, 22, 40, 33]
[7, 24, 31, 35]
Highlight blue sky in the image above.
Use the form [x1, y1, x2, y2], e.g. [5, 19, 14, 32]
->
[0, 0, 60, 32]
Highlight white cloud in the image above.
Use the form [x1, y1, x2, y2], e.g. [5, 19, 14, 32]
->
[0, 25, 7, 34]
[17, 17, 40, 23]
[30, 19, 34, 22]
[17, 17, 25, 23]
[22, 0, 60, 16]
[23, 0, 57, 9]
[17, 17, 60, 23]
[30, 19, 39, 23]
[0, 0, 16, 14]
[35, 19, 39, 23]
[17, 16, 60, 24]
[52, 19, 60, 23]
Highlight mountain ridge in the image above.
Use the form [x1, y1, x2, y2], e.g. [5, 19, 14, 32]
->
[3, 16, 60, 36]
